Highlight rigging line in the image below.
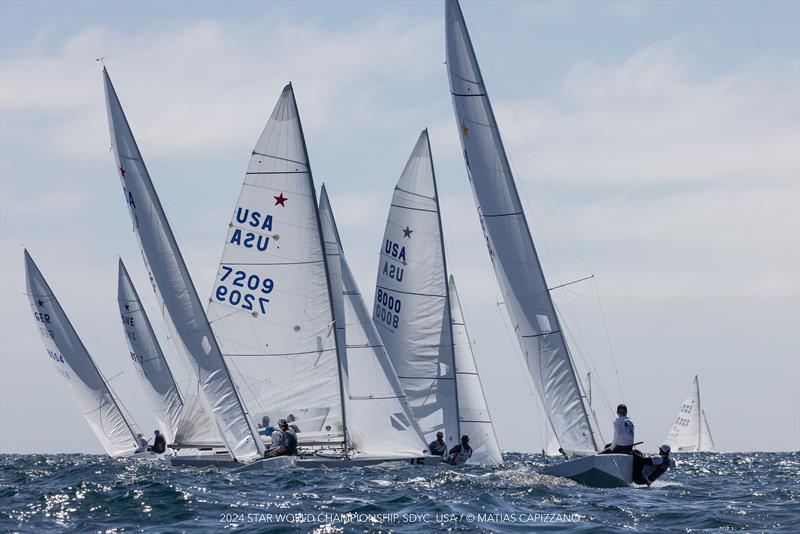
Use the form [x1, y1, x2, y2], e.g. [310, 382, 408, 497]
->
[464, 19, 592, 277]
[115, 91, 221, 278]
[553, 298, 615, 420]
[591, 280, 625, 402]
[548, 275, 595, 292]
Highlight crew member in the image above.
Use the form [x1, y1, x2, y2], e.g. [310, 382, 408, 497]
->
[135, 432, 148, 453]
[259, 416, 275, 437]
[603, 404, 634, 454]
[634, 444, 672, 485]
[267, 419, 297, 458]
[428, 431, 447, 456]
[448, 435, 473, 465]
[147, 429, 166, 454]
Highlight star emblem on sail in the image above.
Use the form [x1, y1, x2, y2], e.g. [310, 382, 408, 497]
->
[274, 192, 288, 206]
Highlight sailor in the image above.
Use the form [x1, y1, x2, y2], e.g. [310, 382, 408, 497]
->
[448, 435, 473, 465]
[147, 429, 166, 454]
[286, 414, 301, 433]
[259, 415, 275, 437]
[603, 404, 634, 454]
[634, 444, 672, 485]
[267, 419, 298, 458]
[428, 431, 447, 456]
[135, 432, 148, 453]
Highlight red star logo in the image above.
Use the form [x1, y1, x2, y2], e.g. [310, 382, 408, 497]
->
[274, 193, 287, 207]
[119, 166, 126, 177]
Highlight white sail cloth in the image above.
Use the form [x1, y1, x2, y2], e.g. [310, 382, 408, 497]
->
[117, 259, 217, 445]
[665, 375, 716, 452]
[25, 250, 138, 458]
[449, 276, 503, 465]
[445, 0, 599, 454]
[103, 68, 263, 462]
[320, 186, 428, 457]
[206, 84, 344, 443]
[373, 130, 459, 446]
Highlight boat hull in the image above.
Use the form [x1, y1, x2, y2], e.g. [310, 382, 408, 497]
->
[170, 450, 438, 469]
[543, 454, 633, 488]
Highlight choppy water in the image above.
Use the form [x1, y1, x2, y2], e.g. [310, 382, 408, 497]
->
[0, 452, 797, 532]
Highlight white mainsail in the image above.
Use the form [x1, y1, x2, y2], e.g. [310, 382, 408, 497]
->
[206, 84, 345, 445]
[320, 186, 428, 457]
[103, 68, 264, 462]
[449, 275, 503, 465]
[117, 259, 217, 446]
[373, 130, 459, 446]
[665, 375, 716, 452]
[24, 250, 139, 458]
[445, 0, 600, 454]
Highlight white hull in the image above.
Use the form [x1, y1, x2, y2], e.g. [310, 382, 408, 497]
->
[543, 454, 633, 488]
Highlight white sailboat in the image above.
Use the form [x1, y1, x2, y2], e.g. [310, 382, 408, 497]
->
[449, 275, 504, 465]
[206, 83, 428, 467]
[665, 375, 716, 452]
[24, 250, 140, 458]
[103, 68, 265, 465]
[445, 0, 627, 486]
[373, 129, 501, 464]
[319, 185, 431, 462]
[117, 259, 220, 449]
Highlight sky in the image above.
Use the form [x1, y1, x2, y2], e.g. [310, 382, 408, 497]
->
[1, 0, 798, 455]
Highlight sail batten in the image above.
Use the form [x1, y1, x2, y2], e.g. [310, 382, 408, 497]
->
[103, 68, 263, 462]
[25, 250, 139, 458]
[445, 0, 599, 454]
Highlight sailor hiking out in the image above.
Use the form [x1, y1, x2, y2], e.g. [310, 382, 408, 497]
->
[633, 444, 672, 485]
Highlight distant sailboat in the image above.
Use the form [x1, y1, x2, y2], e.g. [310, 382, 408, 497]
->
[445, 0, 641, 486]
[373, 129, 501, 464]
[665, 375, 716, 452]
[117, 259, 219, 447]
[205, 83, 428, 465]
[24, 250, 139, 458]
[103, 68, 265, 464]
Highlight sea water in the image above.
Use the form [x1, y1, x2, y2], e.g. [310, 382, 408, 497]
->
[1, 452, 797, 532]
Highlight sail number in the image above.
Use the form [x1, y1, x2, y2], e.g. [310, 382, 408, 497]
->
[214, 266, 274, 314]
[375, 288, 402, 329]
[47, 349, 64, 363]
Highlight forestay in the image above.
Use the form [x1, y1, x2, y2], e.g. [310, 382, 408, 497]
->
[320, 186, 428, 456]
[445, 0, 599, 454]
[206, 84, 345, 444]
[103, 68, 264, 462]
[24, 250, 139, 458]
[373, 130, 459, 446]
[449, 275, 503, 465]
[665, 375, 716, 452]
[117, 259, 217, 446]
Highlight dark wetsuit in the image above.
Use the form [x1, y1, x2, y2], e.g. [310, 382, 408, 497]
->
[148, 435, 166, 454]
[428, 439, 447, 456]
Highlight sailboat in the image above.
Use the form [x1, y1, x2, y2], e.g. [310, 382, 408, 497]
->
[24, 249, 140, 458]
[665, 375, 716, 452]
[205, 83, 429, 466]
[103, 68, 267, 466]
[445, 0, 632, 486]
[373, 129, 502, 464]
[117, 259, 222, 452]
